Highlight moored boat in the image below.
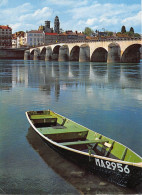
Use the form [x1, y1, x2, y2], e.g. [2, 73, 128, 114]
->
[25, 109, 142, 187]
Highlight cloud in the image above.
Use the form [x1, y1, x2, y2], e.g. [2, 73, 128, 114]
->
[63, 2, 141, 32]
[122, 11, 142, 28]
[68, 2, 140, 20]
[19, 7, 53, 24]
[0, 0, 141, 33]
[86, 18, 97, 25]
[0, 0, 8, 7]
[10, 23, 36, 33]
[44, 0, 88, 7]
[0, 3, 53, 32]
[0, 3, 32, 23]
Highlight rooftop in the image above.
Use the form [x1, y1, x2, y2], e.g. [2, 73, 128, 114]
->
[59, 31, 84, 36]
[45, 33, 58, 35]
[27, 30, 43, 33]
[0, 25, 12, 30]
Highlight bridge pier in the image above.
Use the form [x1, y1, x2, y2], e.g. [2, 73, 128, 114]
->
[45, 47, 52, 61]
[24, 50, 30, 60]
[79, 45, 90, 62]
[33, 49, 40, 60]
[58, 45, 69, 61]
[107, 43, 121, 63]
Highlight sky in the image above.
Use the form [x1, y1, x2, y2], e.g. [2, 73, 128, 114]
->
[0, 0, 141, 33]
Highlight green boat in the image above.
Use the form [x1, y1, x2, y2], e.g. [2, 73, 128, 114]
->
[26, 109, 142, 187]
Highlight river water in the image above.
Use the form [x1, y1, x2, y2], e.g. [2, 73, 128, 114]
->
[0, 60, 142, 194]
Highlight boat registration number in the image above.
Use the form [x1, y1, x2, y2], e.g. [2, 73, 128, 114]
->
[95, 158, 130, 174]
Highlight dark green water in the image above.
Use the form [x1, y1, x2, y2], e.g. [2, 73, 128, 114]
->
[0, 60, 142, 194]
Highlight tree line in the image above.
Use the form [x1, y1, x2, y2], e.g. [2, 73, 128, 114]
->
[83, 26, 140, 38]
[120, 26, 140, 37]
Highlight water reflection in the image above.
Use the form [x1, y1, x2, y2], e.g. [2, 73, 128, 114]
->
[107, 64, 121, 85]
[27, 127, 137, 194]
[52, 61, 60, 78]
[121, 63, 141, 79]
[121, 63, 142, 89]
[0, 60, 142, 193]
[90, 62, 107, 77]
[69, 62, 79, 77]
[0, 60, 142, 93]
[0, 63, 12, 90]
[59, 61, 69, 78]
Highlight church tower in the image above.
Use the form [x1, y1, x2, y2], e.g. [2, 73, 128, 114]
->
[54, 16, 60, 34]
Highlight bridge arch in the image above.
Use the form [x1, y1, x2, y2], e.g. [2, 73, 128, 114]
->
[40, 47, 46, 60]
[121, 44, 141, 63]
[70, 46, 80, 61]
[30, 49, 35, 60]
[52, 45, 61, 60]
[30, 49, 40, 60]
[91, 47, 108, 62]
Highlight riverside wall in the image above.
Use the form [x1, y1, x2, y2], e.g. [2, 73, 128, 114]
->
[0, 48, 26, 59]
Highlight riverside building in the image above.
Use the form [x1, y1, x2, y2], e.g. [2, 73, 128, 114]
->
[0, 25, 12, 48]
[45, 30, 86, 45]
[24, 30, 44, 47]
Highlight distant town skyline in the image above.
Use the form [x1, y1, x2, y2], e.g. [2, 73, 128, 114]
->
[0, 0, 141, 33]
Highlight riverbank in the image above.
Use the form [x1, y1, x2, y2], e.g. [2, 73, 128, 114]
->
[0, 48, 26, 59]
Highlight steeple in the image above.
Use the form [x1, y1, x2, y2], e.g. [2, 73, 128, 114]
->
[54, 16, 60, 34]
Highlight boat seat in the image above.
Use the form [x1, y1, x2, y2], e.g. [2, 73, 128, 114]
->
[38, 127, 89, 142]
[39, 127, 88, 135]
[60, 138, 109, 146]
[30, 114, 54, 120]
[31, 115, 57, 126]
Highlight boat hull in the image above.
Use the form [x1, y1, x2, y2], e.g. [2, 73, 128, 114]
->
[40, 133, 142, 188]
[25, 110, 142, 188]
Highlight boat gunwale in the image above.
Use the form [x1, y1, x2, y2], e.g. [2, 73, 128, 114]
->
[25, 110, 142, 168]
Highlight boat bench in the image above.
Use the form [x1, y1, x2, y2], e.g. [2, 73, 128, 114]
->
[31, 115, 58, 126]
[30, 114, 54, 119]
[60, 138, 109, 146]
[39, 127, 88, 134]
[38, 127, 89, 142]
[30, 115, 67, 127]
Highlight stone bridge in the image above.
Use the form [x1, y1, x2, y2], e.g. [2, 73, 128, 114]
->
[24, 38, 142, 63]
